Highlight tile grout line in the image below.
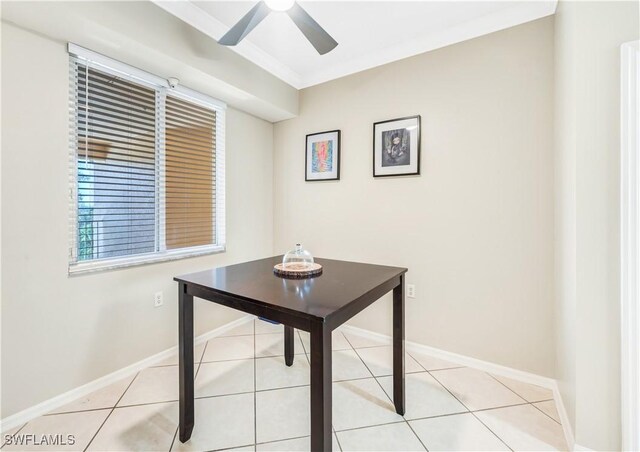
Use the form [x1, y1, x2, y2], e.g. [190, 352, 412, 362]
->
[470, 401, 535, 413]
[212, 442, 255, 451]
[42, 399, 198, 416]
[332, 425, 343, 452]
[195, 339, 208, 379]
[334, 419, 407, 434]
[403, 417, 430, 451]
[149, 332, 254, 369]
[405, 349, 428, 373]
[403, 341, 467, 451]
[427, 370, 514, 452]
[486, 373, 534, 404]
[486, 373, 562, 426]
[43, 406, 121, 417]
[169, 338, 211, 452]
[427, 370, 509, 448]
[168, 425, 179, 452]
[253, 433, 310, 449]
[529, 401, 563, 425]
[405, 349, 466, 373]
[343, 333, 430, 452]
[153, 352, 306, 370]
[47, 386, 546, 424]
[248, 421, 400, 452]
[470, 400, 558, 417]
[351, 348, 428, 452]
[83, 371, 140, 452]
[331, 400, 543, 431]
[25, 371, 555, 421]
[1, 422, 28, 449]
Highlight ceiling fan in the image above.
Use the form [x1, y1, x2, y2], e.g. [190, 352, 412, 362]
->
[218, 0, 338, 55]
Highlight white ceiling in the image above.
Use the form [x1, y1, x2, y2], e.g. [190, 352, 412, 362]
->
[154, 1, 557, 89]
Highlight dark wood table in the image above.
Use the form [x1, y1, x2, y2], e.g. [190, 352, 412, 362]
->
[174, 256, 407, 451]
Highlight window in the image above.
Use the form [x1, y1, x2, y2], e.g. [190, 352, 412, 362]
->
[68, 44, 225, 274]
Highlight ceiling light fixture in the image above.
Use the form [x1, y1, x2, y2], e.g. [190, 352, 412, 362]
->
[218, 0, 338, 55]
[265, 0, 295, 12]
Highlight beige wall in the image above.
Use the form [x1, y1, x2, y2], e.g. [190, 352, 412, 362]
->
[274, 17, 556, 377]
[553, 0, 577, 439]
[554, 1, 639, 450]
[0, 22, 274, 417]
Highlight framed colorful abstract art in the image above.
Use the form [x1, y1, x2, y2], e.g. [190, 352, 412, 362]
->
[373, 115, 421, 177]
[305, 130, 340, 181]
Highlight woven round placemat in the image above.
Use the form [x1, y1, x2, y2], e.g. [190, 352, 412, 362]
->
[273, 262, 323, 279]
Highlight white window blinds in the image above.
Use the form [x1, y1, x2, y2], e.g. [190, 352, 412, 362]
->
[69, 44, 225, 274]
[164, 96, 217, 250]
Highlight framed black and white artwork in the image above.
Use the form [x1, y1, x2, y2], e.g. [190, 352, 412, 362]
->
[373, 115, 421, 177]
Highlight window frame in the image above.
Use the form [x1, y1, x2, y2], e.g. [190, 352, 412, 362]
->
[68, 43, 226, 275]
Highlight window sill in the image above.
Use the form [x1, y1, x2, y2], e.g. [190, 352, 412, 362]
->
[68, 244, 226, 276]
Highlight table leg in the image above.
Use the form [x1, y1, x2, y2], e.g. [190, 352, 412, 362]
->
[178, 283, 195, 442]
[310, 320, 332, 452]
[284, 325, 294, 366]
[393, 274, 405, 416]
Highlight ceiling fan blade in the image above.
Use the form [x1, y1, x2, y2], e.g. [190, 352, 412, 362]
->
[218, 1, 271, 46]
[286, 3, 338, 55]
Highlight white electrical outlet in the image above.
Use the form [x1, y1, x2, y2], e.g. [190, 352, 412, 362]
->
[154, 291, 163, 307]
[407, 284, 416, 298]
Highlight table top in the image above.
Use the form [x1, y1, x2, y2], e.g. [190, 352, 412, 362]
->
[175, 256, 407, 321]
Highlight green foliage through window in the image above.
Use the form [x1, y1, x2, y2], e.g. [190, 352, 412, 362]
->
[77, 168, 94, 261]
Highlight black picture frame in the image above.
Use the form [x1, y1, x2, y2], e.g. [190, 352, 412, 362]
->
[372, 115, 421, 177]
[305, 129, 341, 182]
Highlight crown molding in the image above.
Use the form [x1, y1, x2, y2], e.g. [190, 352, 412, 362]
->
[298, 1, 557, 88]
[154, 1, 556, 90]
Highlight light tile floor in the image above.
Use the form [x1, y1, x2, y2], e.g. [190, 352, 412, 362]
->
[2, 320, 568, 451]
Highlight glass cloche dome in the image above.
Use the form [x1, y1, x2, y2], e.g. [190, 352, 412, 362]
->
[282, 243, 314, 270]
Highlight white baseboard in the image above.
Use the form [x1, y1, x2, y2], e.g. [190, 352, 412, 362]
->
[1, 314, 579, 451]
[549, 380, 575, 451]
[0, 315, 254, 433]
[339, 323, 576, 450]
[341, 324, 555, 387]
